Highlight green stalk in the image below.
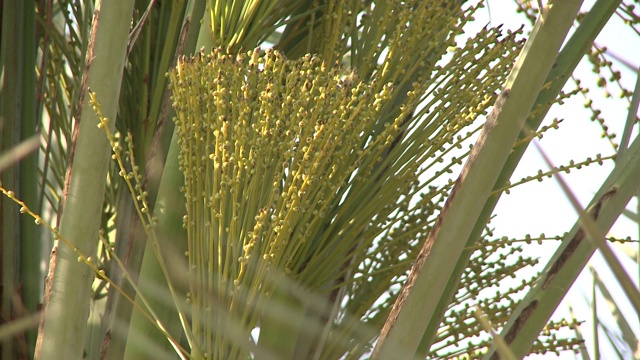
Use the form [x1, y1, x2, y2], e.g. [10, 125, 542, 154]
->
[121, 2, 206, 358]
[34, 1, 135, 359]
[484, 134, 640, 358]
[122, 136, 192, 360]
[143, 0, 187, 162]
[592, 267, 639, 356]
[18, 2, 40, 357]
[0, 1, 22, 358]
[592, 275, 600, 360]
[415, 0, 622, 356]
[568, 304, 592, 360]
[99, 20, 156, 332]
[1, 0, 39, 358]
[371, 1, 583, 358]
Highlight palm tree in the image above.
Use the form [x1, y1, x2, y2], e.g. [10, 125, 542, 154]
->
[0, 0, 638, 359]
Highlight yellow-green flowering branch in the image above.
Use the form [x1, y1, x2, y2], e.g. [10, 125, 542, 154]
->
[170, 48, 406, 358]
[168, 2, 547, 358]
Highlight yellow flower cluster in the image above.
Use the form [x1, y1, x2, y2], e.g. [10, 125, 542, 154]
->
[169, 47, 408, 346]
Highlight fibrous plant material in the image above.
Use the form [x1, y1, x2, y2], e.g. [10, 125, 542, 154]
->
[170, 48, 411, 358]
[168, 33, 524, 356]
[3, 0, 636, 359]
[167, 2, 582, 359]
